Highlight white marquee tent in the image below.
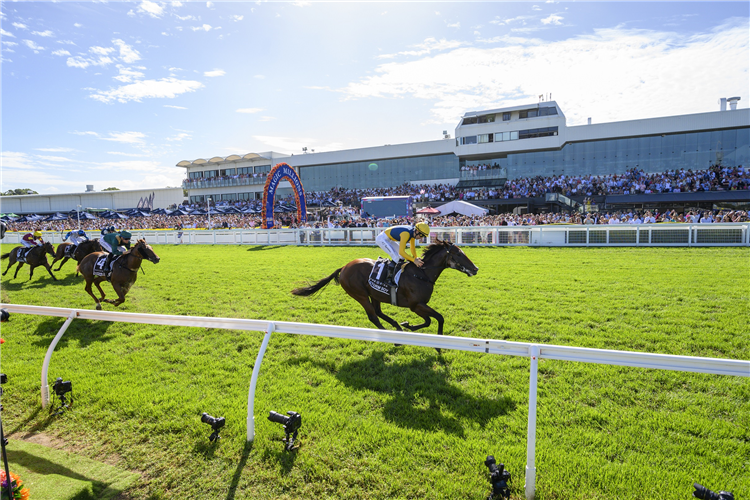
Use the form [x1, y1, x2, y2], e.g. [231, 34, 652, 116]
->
[437, 200, 489, 217]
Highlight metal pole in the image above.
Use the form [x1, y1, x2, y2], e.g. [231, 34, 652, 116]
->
[247, 322, 275, 442]
[525, 345, 540, 500]
[207, 197, 211, 231]
[41, 311, 78, 407]
[77, 205, 81, 230]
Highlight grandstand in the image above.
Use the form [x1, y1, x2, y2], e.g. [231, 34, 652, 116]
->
[177, 98, 749, 215]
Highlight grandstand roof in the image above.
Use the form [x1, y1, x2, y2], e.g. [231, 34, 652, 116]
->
[176, 152, 272, 168]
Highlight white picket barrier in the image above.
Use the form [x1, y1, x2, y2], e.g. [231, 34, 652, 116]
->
[1, 303, 748, 500]
[3, 223, 749, 247]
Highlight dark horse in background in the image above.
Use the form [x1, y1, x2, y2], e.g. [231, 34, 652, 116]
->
[51, 238, 103, 273]
[77, 239, 160, 310]
[292, 239, 478, 336]
[1, 242, 58, 281]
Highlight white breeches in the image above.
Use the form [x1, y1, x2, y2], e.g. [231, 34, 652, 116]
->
[375, 232, 402, 262]
[21, 241, 35, 248]
[100, 240, 113, 253]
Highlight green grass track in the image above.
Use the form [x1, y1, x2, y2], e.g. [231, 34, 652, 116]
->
[0, 244, 748, 499]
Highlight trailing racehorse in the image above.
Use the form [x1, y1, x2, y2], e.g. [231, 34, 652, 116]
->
[291, 239, 478, 337]
[51, 238, 103, 273]
[1, 242, 58, 281]
[76, 238, 160, 310]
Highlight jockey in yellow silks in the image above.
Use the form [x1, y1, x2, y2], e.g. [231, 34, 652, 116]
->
[375, 222, 430, 285]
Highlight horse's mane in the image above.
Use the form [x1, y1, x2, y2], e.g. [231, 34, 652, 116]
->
[420, 240, 450, 261]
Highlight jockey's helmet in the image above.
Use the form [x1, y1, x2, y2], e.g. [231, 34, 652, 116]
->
[109, 226, 115, 233]
[33, 230, 42, 238]
[120, 231, 132, 240]
[78, 229, 86, 236]
[415, 222, 430, 238]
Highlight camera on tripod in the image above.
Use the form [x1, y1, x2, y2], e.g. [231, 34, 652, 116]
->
[693, 483, 734, 500]
[200, 413, 225, 443]
[51, 377, 73, 415]
[268, 411, 301, 451]
[484, 455, 511, 499]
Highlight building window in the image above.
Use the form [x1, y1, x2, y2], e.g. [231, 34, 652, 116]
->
[462, 116, 478, 125]
[478, 114, 496, 123]
[461, 136, 478, 145]
[502, 112, 511, 121]
[478, 134, 493, 143]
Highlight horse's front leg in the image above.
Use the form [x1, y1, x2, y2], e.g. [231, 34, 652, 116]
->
[108, 280, 130, 307]
[403, 303, 444, 335]
[42, 262, 57, 281]
[84, 279, 103, 310]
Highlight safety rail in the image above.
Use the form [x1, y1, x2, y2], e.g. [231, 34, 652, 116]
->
[4, 224, 748, 247]
[1, 303, 747, 500]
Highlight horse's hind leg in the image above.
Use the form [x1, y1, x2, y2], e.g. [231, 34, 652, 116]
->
[13, 262, 24, 279]
[42, 263, 57, 281]
[3, 258, 16, 277]
[372, 301, 402, 331]
[353, 296, 386, 330]
[84, 279, 103, 310]
[54, 257, 69, 271]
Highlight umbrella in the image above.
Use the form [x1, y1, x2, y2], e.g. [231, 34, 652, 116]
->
[101, 212, 130, 219]
[44, 212, 70, 221]
[167, 209, 191, 216]
[127, 210, 152, 217]
[79, 212, 98, 220]
[152, 208, 169, 215]
[416, 206, 441, 215]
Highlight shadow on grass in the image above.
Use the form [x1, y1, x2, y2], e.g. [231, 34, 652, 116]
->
[245, 246, 281, 252]
[260, 444, 298, 477]
[225, 442, 253, 500]
[7, 449, 107, 487]
[29, 317, 116, 349]
[6, 406, 42, 435]
[295, 351, 515, 437]
[0, 272, 60, 289]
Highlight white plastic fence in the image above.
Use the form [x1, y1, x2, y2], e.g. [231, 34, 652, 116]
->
[2, 303, 747, 500]
[4, 223, 749, 247]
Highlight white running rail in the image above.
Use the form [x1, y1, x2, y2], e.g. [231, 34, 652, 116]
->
[2, 303, 748, 500]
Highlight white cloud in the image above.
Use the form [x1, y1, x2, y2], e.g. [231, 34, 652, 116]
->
[22, 40, 45, 52]
[36, 147, 75, 152]
[532, 5, 542, 11]
[2, 41, 17, 47]
[447, 22, 460, 29]
[541, 14, 563, 25]
[138, 0, 165, 18]
[259, 116, 275, 122]
[114, 65, 145, 83]
[74, 23, 82, 28]
[164, 104, 187, 109]
[32, 30, 54, 37]
[204, 69, 225, 77]
[236, 108, 262, 113]
[378, 37, 469, 59]
[231, 15, 244, 21]
[206, 1, 214, 8]
[0, 29, 15, 38]
[56, 40, 76, 45]
[176, 14, 196, 21]
[491, 15, 532, 26]
[100, 131, 146, 144]
[191, 24, 213, 32]
[340, 19, 750, 126]
[52, 49, 70, 56]
[253, 135, 343, 153]
[171, 1, 183, 6]
[12, 22, 27, 30]
[90, 46, 115, 56]
[113, 39, 141, 63]
[89, 78, 204, 103]
[72, 131, 100, 137]
[166, 133, 190, 141]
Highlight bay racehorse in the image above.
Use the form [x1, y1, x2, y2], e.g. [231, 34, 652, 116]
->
[291, 239, 478, 337]
[51, 238, 103, 273]
[1, 242, 58, 281]
[76, 238, 160, 310]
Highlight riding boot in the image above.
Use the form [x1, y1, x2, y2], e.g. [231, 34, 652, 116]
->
[104, 253, 113, 277]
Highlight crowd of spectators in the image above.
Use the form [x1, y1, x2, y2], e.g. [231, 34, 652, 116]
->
[182, 170, 268, 186]
[4, 164, 748, 234]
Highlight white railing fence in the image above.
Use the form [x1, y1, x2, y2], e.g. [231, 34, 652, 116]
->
[2, 304, 747, 500]
[3, 223, 749, 247]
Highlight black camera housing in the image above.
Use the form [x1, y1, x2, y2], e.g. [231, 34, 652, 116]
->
[0, 374, 6, 385]
[53, 378, 72, 396]
[201, 413, 225, 443]
[484, 455, 511, 500]
[693, 483, 734, 500]
[268, 411, 302, 451]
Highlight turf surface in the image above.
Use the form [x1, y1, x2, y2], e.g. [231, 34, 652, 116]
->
[0, 244, 748, 499]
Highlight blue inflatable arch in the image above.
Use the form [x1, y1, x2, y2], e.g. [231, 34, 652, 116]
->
[262, 163, 307, 229]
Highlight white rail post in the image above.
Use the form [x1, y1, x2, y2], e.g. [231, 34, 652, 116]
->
[525, 345, 540, 500]
[40, 310, 78, 408]
[247, 322, 275, 442]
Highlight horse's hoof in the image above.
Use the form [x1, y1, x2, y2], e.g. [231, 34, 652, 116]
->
[96, 304, 102, 310]
[434, 348, 442, 355]
[394, 344, 402, 347]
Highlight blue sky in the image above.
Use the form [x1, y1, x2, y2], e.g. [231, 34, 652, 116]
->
[1, 1, 748, 195]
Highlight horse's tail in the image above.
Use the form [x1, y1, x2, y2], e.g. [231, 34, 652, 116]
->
[0, 252, 10, 260]
[291, 268, 342, 297]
